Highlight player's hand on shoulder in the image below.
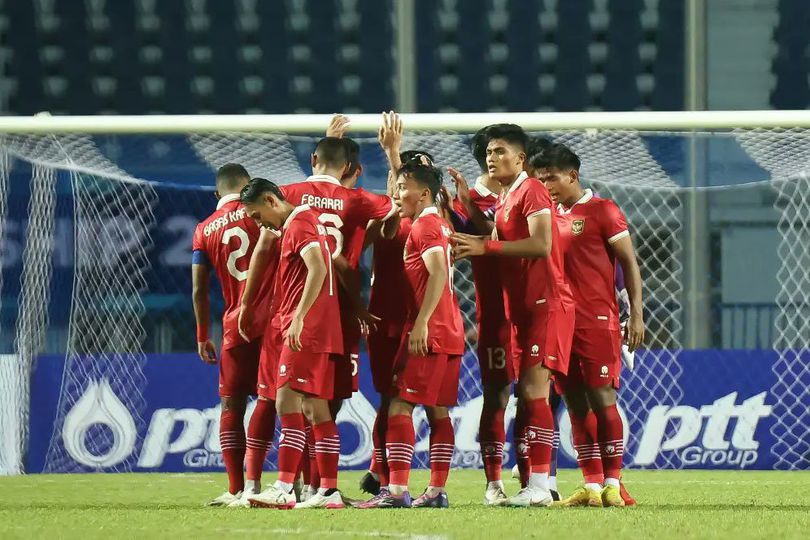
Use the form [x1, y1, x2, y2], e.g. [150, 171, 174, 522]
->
[198, 340, 217, 364]
[326, 114, 350, 138]
[409, 319, 429, 356]
[451, 232, 486, 259]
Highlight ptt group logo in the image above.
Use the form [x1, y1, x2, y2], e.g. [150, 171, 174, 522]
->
[634, 392, 773, 469]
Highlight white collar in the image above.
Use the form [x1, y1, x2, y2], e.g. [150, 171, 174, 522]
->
[216, 193, 241, 210]
[283, 204, 311, 230]
[416, 205, 439, 220]
[506, 171, 529, 195]
[558, 189, 593, 215]
[472, 180, 497, 198]
[306, 174, 342, 186]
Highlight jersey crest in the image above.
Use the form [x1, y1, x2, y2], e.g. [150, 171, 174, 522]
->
[571, 219, 585, 236]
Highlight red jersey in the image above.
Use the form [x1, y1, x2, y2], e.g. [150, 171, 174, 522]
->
[192, 194, 278, 349]
[276, 205, 343, 354]
[403, 207, 465, 355]
[281, 175, 396, 268]
[369, 218, 412, 332]
[558, 189, 629, 331]
[493, 172, 574, 322]
[453, 183, 508, 333]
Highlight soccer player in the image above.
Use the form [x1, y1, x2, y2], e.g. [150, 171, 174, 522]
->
[240, 179, 345, 510]
[449, 126, 513, 505]
[530, 144, 644, 507]
[453, 124, 575, 508]
[191, 163, 278, 507]
[361, 160, 464, 509]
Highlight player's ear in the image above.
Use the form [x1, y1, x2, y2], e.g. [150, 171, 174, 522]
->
[310, 153, 318, 169]
[570, 169, 579, 184]
[214, 190, 221, 200]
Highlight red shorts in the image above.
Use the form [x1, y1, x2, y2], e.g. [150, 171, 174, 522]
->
[510, 306, 575, 377]
[368, 325, 403, 395]
[392, 337, 461, 407]
[277, 346, 336, 400]
[555, 328, 622, 393]
[477, 319, 515, 386]
[333, 338, 360, 400]
[219, 340, 261, 397]
[257, 327, 282, 400]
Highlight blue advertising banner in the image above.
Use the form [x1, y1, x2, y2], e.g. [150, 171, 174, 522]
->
[27, 349, 797, 473]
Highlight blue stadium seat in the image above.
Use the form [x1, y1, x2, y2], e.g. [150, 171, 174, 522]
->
[651, 0, 684, 110]
[553, 0, 592, 110]
[771, 0, 810, 108]
[603, 0, 643, 110]
[4, 1, 45, 114]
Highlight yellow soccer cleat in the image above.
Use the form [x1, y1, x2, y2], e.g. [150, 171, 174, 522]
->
[601, 485, 626, 507]
[552, 486, 603, 508]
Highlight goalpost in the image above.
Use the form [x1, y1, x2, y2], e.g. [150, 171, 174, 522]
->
[0, 111, 807, 475]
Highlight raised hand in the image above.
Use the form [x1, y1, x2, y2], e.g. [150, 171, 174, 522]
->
[327, 114, 350, 138]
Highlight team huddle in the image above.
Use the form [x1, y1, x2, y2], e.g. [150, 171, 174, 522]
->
[191, 113, 645, 510]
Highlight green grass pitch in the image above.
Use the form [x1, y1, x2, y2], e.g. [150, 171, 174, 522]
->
[1, 469, 808, 539]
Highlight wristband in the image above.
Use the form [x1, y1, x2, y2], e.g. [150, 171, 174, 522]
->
[484, 240, 503, 254]
[196, 326, 208, 343]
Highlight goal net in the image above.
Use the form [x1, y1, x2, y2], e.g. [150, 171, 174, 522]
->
[0, 114, 807, 474]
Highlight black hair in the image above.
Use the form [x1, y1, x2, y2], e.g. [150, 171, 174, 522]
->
[485, 123, 528, 153]
[529, 143, 581, 172]
[240, 177, 286, 205]
[470, 125, 492, 171]
[399, 150, 435, 166]
[526, 136, 552, 162]
[343, 138, 361, 178]
[216, 163, 250, 192]
[313, 136, 350, 168]
[397, 161, 443, 200]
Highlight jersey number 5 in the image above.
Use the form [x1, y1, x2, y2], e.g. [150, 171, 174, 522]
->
[318, 213, 344, 256]
[222, 226, 250, 281]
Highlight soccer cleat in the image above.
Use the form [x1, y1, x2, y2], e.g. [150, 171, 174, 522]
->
[207, 491, 241, 507]
[505, 486, 553, 508]
[601, 485, 626, 508]
[299, 485, 317, 503]
[483, 486, 509, 506]
[353, 488, 390, 508]
[552, 486, 602, 508]
[356, 490, 412, 509]
[228, 489, 258, 508]
[412, 490, 449, 508]
[620, 481, 636, 506]
[359, 471, 381, 496]
[293, 490, 346, 509]
[248, 486, 297, 509]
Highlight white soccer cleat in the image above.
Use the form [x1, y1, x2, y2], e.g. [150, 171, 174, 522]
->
[506, 486, 553, 508]
[293, 490, 346, 509]
[484, 486, 509, 506]
[248, 485, 297, 509]
[228, 488, 258, 508]
[299, 485, 317, 503]
[511, 464, 520, 479]
[207, 491, 242, 507]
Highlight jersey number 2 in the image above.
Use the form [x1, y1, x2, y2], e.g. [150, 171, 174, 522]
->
[222, 227, 250, 281]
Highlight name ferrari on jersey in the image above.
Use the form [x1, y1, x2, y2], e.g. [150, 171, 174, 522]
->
[301, 194, 345, 212]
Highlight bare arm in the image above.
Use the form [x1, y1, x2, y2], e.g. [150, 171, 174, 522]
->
[286, 245, 328, 351]
[409, 249, 448, 356]
[452, 213, 552, 259]
[611, 235, 645, 351]
[447, 168, 493, 235]
[238, 228, 278, 340]
[192, 263, 216, 363]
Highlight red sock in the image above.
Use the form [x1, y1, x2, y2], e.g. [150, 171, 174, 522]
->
[245, 399, 275, 484]
[570, 410, 604, 484]
[372, 409, 390, 486]
[594, 403, 624, 481]
[513, 405, 530, 488]
[220, 406, 246, 494]
[429, 416, 454, 488]
[277, 412, 306, 484]
[313, 420, 340, 490]
[526, 398, 554, 474]
[299, 426, 310, 486]
[386, 414, 415, 488]
[479, 406, 505, 483]
[305, 421, 320, 489]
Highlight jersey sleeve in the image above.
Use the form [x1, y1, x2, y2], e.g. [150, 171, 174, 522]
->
[191, 224, 209, 265]
[602, 200, 630, 244]
[521, 180, 553, 219]
[414, 219, 446, 262]
[288, 217, 323, 256]
[357, 189, 396, 222]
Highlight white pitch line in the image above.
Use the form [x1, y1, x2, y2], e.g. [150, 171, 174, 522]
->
[215, 527, 448, 540]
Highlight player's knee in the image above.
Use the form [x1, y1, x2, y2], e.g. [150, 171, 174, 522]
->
[426, 406, 449, 423]
[587, 385, 617, 409]
[220, 395, 247, 414]
[482, 382, 511, 410]
[388, 397, 414, 417]
[302, 398, 331, 424]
